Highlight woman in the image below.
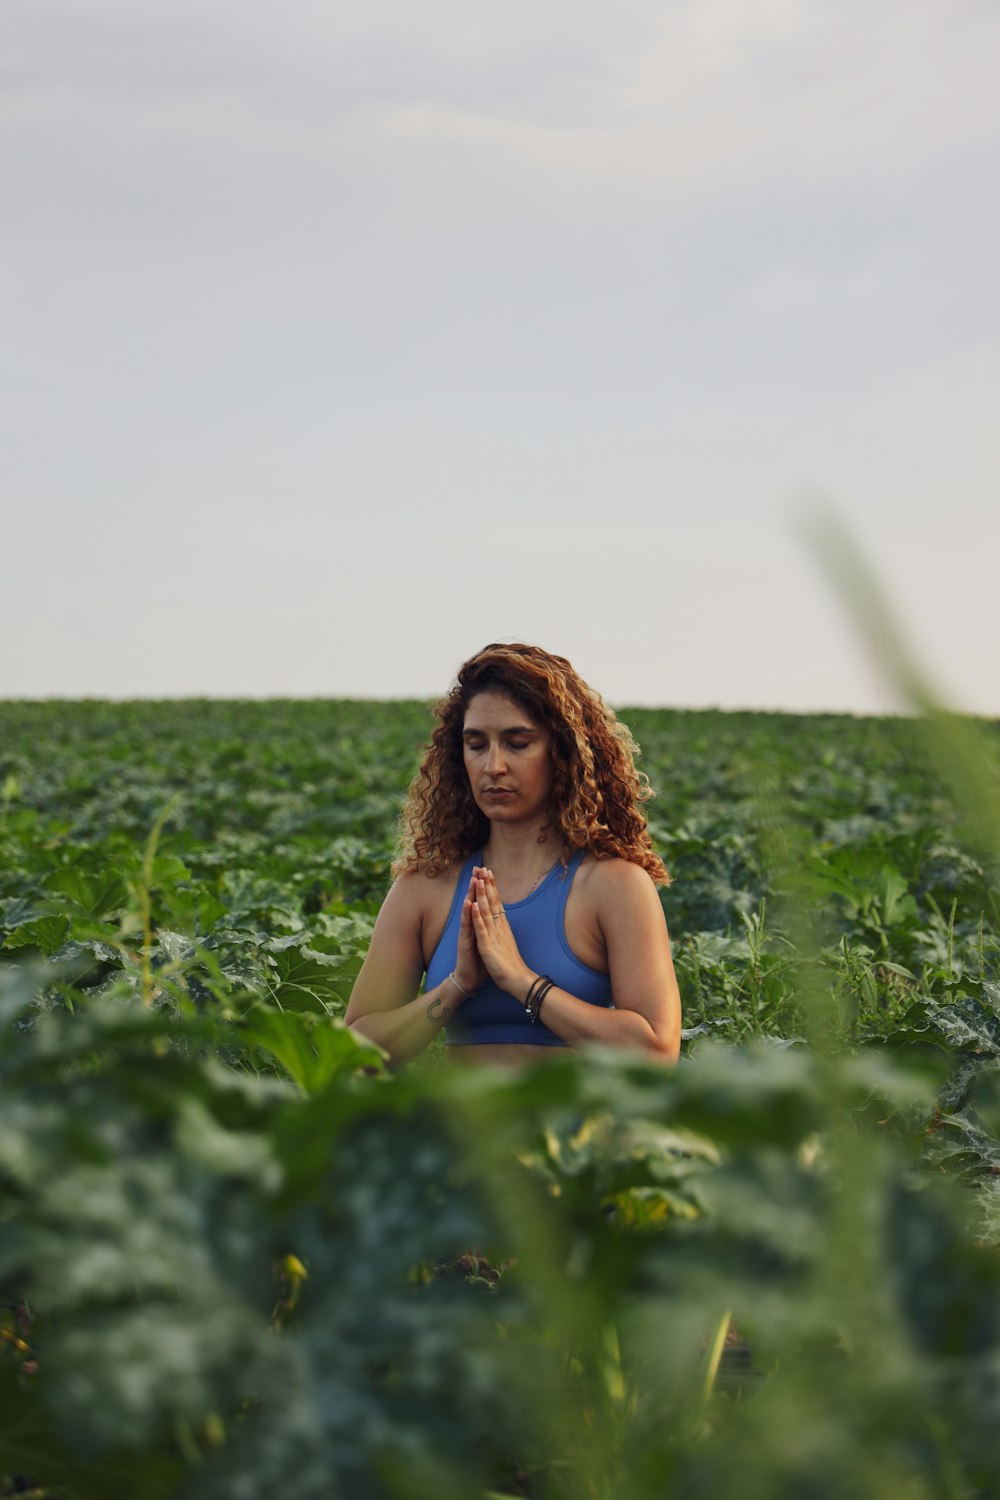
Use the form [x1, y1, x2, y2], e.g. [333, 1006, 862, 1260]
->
[345, 643, 681, 1068]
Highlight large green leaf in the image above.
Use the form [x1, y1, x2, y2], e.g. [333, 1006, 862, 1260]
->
[3, 914, 69, 955]
[238, 1007, 384, 1093]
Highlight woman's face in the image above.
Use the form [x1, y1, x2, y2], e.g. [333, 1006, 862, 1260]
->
[462, 690, 554, 827]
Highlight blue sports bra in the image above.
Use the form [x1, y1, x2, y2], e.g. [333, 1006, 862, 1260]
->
[425, 849, 614, 1046]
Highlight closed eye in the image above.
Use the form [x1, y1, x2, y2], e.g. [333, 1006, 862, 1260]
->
[463, 738, 533, 751]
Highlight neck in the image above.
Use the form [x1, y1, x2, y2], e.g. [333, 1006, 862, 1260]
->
[482, 822, 561, 873]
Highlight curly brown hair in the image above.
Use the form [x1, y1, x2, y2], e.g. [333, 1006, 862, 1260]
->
[393, 643, 668, 885]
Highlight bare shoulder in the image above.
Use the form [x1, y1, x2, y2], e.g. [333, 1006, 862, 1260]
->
[574, 856, 667, 932]
[576, 855, 662, 899]
[375, 858, 467, 955]
[377, 861, 453, 926]
[380, 864, 433, 912]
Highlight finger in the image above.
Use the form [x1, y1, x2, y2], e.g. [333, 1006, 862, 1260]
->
[483, 873, 504, 922]
[460, 897, 480, 940]
[485, 871, 505, 919]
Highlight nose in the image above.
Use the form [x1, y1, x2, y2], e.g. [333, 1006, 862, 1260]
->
[485, 741, 508, 776]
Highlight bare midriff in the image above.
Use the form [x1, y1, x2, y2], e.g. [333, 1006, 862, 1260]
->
[445, 1042, 570, 1067]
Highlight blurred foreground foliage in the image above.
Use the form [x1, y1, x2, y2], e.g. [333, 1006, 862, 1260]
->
[2, 698, 1000, 1498]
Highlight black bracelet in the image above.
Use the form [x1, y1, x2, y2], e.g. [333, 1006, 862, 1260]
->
[525, 974, 554, 1024]
[524, 974, 545, 1012]
[532, 979, 555, 1022]
[524, 973, 546, 1018]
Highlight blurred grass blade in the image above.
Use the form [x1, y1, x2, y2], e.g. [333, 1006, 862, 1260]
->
[800, 503, 1000, 866]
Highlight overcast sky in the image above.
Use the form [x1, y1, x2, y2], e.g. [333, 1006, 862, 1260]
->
[4, 0, 999, 713]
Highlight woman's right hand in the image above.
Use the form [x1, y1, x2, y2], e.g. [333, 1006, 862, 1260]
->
[453, 870, 487, 998]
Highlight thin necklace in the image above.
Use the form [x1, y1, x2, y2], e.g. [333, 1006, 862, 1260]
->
[484, 855, 559, 903]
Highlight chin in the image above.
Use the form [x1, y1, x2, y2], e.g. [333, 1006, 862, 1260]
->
[479, 803, 520, 823]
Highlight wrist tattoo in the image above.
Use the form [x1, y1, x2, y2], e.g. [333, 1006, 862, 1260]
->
[426, 995, 451, 1024]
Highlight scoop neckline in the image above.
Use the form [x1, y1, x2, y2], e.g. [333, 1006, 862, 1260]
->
[475, 851, 568, 910]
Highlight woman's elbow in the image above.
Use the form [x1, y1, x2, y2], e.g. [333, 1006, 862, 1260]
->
[649, 1007, 681, 1065]
[347, 1014, 407, 1072]
[347, 1012, 387, 1053]
[650, 1030, 680, 1065]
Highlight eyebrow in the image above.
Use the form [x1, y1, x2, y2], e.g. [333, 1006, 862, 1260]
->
[462, 724, 537, 738]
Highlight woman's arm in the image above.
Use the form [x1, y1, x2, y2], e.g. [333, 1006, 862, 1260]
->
[344, 870, 481, 1069]
[470, 863, 681, 1063]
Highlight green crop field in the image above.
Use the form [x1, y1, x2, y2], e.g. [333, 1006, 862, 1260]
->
[2, 698, 1000, 1499]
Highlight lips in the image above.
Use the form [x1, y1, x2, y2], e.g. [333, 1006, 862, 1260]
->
[483, 789, 514, 799]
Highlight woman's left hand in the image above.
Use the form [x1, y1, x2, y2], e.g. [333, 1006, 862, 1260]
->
[469, 868, 533, 1002]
